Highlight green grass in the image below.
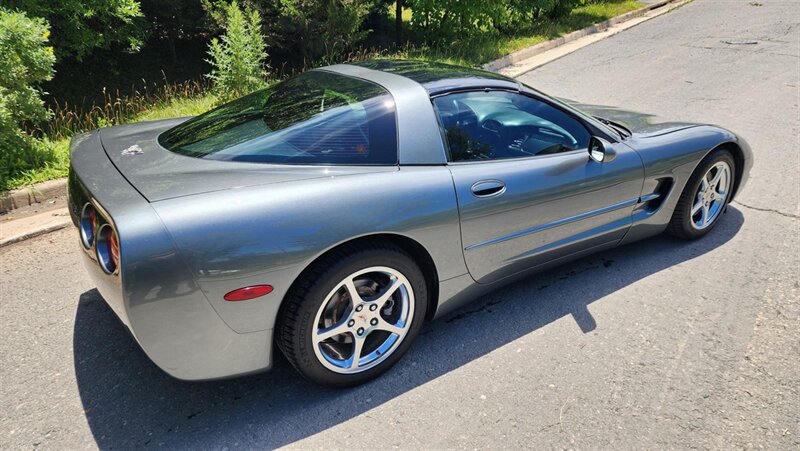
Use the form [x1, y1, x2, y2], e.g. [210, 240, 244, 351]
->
[134, 94, 218, 122]
[3, 139, 71, 190]
[389, 0, 643, 66]
[3, 94, 216, 191]
[4, 0, 642, 192]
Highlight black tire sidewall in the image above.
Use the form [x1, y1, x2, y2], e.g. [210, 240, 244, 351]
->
[286, 246, 427, 387]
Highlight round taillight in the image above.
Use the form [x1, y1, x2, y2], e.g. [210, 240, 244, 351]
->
[96, 224, 120, 274]
[80, 203, 97, 249]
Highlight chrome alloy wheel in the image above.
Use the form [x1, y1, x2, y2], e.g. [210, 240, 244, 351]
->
[691, 161, 732, 230]
[312, 266, 414, 374]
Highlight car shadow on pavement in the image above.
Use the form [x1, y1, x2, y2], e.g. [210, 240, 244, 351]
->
[73, 208, 744, 449]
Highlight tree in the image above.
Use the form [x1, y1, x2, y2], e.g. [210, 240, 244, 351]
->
[263, 0, 372, 65]
[406, 0, 586, 43]
[395, 0, 402, 45]
[3, 0, 146, 61]
[140, 0, 207, 64]
[407, 0, 507, 43]
[206, 1, 269, 101]
[0, 7, 56, 187]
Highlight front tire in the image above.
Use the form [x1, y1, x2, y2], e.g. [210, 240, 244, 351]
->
[276, 243, 427, 387]
[667, 148, 735, 240]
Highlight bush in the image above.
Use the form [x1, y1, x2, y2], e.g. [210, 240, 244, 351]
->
[3, 0, 145, 61]
[264, 0, 372, 65]
[408, 0, 588, 43]
[0, 7, 56, 189]
[319, 0, 372, 63]
[206, 1, 268, 101]
[408, 0, 506, 42]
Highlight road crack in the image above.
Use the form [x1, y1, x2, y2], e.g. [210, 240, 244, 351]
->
[733, 201, 799, 219]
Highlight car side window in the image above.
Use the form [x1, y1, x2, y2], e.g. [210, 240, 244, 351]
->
[432, 91, 591, 162]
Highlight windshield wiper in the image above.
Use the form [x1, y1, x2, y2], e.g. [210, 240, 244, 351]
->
[594, 116, 631, 139]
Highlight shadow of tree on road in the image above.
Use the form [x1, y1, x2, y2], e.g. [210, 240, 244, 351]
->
[73, 208, 744, 449]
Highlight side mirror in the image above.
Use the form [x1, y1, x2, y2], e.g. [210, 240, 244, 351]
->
[588, 136, 616, 163]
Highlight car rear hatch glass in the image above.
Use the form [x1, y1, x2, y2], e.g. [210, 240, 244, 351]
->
[100, 117, 399, 202]
[159, 70, 398, 165]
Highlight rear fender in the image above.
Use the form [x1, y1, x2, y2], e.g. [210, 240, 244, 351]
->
[152, 165, 465, 334]
[69, 130, 272, 381]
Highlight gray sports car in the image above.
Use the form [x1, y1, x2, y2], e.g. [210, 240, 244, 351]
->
[68, 60, 752, 387]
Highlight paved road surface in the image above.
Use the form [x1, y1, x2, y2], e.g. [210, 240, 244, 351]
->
[1, 0, 798, 449]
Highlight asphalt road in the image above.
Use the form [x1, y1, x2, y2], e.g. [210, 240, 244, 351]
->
[1, 0, 798, 449]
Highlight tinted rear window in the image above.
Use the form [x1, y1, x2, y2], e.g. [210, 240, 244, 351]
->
[159, 71, 398, 164]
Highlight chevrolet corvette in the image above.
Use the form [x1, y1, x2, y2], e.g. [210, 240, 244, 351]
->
[68, 60, 752, 386]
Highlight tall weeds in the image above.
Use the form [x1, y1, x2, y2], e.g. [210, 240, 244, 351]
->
[44, 74, 210, 141]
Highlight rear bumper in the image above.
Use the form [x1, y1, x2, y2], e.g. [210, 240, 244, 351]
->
[69, 130, 273, 381]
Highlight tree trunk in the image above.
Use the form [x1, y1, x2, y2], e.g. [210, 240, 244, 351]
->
[167, 32, 177, 65]
[395, 0, 403, 46]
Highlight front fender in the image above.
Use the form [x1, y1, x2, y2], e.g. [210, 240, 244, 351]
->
[621, 125, 750, 244]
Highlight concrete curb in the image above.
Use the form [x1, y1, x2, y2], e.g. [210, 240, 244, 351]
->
[482, 0, 684, 72]
[0, 219, 71, 248]
[0, 178, 67, 214]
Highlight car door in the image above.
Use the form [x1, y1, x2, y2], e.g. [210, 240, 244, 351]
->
[434, 89, 644, 284]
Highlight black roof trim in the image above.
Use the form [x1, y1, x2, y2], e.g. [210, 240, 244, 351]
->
[352, 59, 519, 94]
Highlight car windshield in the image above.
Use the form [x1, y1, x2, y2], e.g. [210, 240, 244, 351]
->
[159, 71, 398, 164]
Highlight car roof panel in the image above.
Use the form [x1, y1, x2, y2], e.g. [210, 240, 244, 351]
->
[352, 59, 520, 94]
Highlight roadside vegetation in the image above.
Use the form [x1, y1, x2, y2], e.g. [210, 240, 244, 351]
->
[0, 0, 641, 192]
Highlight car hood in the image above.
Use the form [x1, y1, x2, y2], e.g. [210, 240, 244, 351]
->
[559, 99, 701, 138]
[100, 118, 397, 202]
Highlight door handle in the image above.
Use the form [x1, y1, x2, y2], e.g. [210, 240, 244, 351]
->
[471, 180, 506, 198]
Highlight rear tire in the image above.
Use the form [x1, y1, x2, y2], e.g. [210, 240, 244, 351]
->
[276, 242, 427, 387]
[667, 148, 735, 240]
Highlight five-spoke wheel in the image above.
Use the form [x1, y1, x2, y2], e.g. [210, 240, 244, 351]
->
[690, 161, 731, 230]
[668, 148, 736, 239]
[312, 266, 414, 374]
[277, 243, 427, 387]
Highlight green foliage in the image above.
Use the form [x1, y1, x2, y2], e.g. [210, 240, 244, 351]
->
[320, 0, 372, 63]
[0, 7, 56, 190]
[5, 0, 641, 190]
[407, 0, 590, 43]
[2, 137, 70, 190]
[140, 0, 208, 62]
[134, 94, 218, 122]
[380, 0, 638, 65]
[6, 83, 215, 191]
[264, 0, 372, 64]
[408, 0, 505, 42]
[48, 79, 211, 140]
[4, 0, 146, 61]
[206, 1, 269, 101]
[0, 8, 54, 126]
